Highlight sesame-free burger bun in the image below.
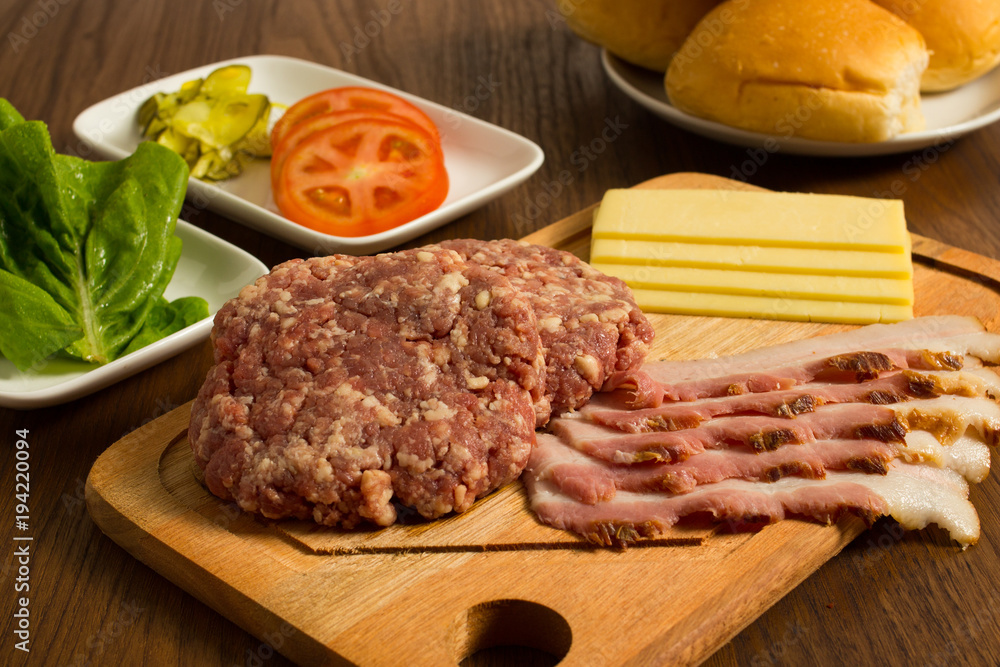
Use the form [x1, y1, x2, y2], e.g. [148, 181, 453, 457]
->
[557, 0, 724, 72]
[872, 0, 1000, 91]
[665, 0, 929, 142]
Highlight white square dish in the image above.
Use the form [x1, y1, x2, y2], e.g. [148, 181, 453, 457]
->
[73, 55, 545, 255]
[0, 221, 267, 409]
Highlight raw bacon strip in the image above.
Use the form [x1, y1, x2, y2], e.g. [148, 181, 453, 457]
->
[583, 369, 1000, 433]
[529, 432, 897, 501]
[556, 396, 999, 464]
[529, 427, 990, 503]
[613, 315, 987, 385]
[608, 347, 975, 406]
[525, 473, 887, 547]
[525, 461, 980, 547]
[551, 404, 907, 464]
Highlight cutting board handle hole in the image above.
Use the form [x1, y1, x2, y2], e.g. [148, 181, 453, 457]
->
[452, 599, 571, 666]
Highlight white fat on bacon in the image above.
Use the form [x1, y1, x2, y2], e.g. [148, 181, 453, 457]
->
[617, 316, 989, 385]
[900, 431, 992, 483]
[915, 368, 1000, 396]
[889, 395, 1000, 446]
[605, 348, 992, 406]
[525, 461, 981, 547]
[921, 333, 1000, 365]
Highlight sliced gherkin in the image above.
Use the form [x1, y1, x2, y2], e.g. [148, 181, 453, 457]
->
[170, 99, 214, 143]
[205, 94, 269, 147]
[155, 127, 194, 155]
[138, 95, 161, 131]
[177, 78, 203, 102]
[137, 64, 273, 181]
[232, 102, 273, 158]
[200, 65, 251, 97]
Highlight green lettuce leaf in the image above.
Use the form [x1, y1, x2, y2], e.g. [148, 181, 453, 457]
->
[122, 296, 210, 355]
[0, 98, 209, 371]
[0, 269, 81, 370]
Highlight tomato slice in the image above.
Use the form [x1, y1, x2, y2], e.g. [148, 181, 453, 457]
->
[270, 87, 440, 148]
[270, 109, 423, 191]
[274, 118, 449, 237]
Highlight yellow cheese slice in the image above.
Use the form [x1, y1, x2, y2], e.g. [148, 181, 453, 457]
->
[592, 189, 909, 252]
[590, 238, 913, 279]
[592, 263, 914, 305]
[630, 288, 913, 324]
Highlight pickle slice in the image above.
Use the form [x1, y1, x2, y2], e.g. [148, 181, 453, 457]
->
[232, 103, 273, 159]
[137, 64, 273, 181]
[205, 93, 269, 147]
[155, 127, 194, 155]
[200, 65, 251, 97]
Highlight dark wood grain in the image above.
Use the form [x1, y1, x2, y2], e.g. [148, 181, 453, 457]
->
[1, 1, 999, 665]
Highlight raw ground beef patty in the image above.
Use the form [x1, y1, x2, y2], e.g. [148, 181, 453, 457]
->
[439, 239, 654, 419]
[188, 247, 545, 528]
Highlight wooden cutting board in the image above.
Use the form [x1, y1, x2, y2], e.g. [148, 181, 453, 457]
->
[86, 173, 1000, 666]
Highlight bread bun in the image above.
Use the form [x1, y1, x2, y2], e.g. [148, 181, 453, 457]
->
[557, 0, 724, 72]
[665, 0, 929, 142]
[872, 0, 1000, 91]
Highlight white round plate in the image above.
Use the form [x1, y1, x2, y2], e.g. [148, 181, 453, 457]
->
[601, 50, 1000, 157]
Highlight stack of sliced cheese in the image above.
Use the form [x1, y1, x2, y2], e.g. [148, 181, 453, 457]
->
[590, 189, 914, 324]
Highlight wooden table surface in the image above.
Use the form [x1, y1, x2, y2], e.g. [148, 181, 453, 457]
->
[2, 1, 999, 665]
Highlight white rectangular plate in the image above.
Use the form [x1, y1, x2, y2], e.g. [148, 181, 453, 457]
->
[0, 221, 267, 410]
[73, 55, 545, 255]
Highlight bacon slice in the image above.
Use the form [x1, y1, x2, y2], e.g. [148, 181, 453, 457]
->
[525, 474, 887, 547]
[615, 316, 988, 386]
[607, 347, 986, 406]
[529, 425, 991, 503]
[583, 369, 1000, 433]
[525, 462, 980, 547]
[553, 403, 907, 464]
[529, 432, 897, 500]
[524, 317, 998, 548]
